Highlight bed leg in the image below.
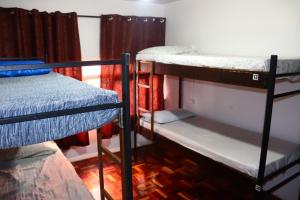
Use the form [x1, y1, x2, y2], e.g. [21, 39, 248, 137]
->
[133, 60, 138, 162]
[121, 53, 133, 200]
[96, 129, 105, 200]
[257, 55, 278, 186]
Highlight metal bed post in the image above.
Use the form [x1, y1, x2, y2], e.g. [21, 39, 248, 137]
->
[97, 129, 106, 200]
[133, 57, 138, 161]
[256, 55, 278, 192]
[120, 53, 133, 200]
[149, 62, 155, 140]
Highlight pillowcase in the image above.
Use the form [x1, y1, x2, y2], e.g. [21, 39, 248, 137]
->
[0, 60, 51, 77]
[138, 46, 197, 55]
[141, 109, 195, 124]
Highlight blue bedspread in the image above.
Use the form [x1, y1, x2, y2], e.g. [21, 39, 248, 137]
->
[0, 73, 119, 149]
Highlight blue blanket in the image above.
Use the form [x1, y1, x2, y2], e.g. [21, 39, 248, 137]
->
[0, 73, 119, 149]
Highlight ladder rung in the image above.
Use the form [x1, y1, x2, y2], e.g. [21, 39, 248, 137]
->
[138, 107, 150, 113]
[137, 83, 150, 88]
[104, 189, 114, 200]
[100, 145, 121, 164]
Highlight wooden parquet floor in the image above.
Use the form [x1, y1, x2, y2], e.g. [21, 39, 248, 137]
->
[73, 137, 281, 200]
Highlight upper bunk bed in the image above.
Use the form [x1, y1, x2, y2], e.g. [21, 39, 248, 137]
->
[136, 46, 300, 88]
[0, 71, 118, 148]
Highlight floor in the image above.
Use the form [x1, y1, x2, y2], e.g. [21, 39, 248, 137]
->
[73, 136, 281, 200]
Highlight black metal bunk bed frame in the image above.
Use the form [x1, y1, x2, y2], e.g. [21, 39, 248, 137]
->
[133, 55, 300, 197]
[0, 53, 133, 200]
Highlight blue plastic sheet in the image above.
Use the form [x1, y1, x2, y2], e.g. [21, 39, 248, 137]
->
[0, 60, 50, 77]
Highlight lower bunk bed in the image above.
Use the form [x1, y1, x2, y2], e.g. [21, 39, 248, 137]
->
[0, 141, 94, 200]
[140, 115, 300, 179]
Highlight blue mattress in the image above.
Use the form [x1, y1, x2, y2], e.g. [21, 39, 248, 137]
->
[0, 72, 119, 149]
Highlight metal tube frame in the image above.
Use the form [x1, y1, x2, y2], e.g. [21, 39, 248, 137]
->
[0, 53, 133, 200]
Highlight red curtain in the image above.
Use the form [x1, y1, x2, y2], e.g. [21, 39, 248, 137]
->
[0, 7, 89, 149]
[100, 15, 166, 138]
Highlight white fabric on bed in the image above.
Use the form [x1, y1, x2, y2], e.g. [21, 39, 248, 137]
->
[141, 109, 195, 124]
[140, 116, 300, 178]
[138, 46, 198, 55]
[136, 53, 300, 76]
[0, 142, 94, 200]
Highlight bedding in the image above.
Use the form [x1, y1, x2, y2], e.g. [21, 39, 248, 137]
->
[0, 142, 94, 200]
[138, 46, 198, 55]
[140, 116, 300, 178]
[141, 109, 195, 124]
[0, 60, 51, 77]
[0, 72, 119, 149]
[136, 49, 300, 76]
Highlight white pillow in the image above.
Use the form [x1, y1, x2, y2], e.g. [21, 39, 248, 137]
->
[138, 46, 197, 55]
[141, 109, 195, 124]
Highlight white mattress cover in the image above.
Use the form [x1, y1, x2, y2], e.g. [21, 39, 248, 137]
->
[140, 116, 300, 178]
[136, 53, 300, 75]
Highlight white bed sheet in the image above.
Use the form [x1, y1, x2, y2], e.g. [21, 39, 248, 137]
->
[140, 116, 300, 178]
[136, 53, 300, 75]
[0, 142, 94, 200]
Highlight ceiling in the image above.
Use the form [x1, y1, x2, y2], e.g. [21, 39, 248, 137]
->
[124, 0, 181, 4]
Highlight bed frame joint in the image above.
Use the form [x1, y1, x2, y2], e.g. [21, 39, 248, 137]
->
[255, 184, 262, 192]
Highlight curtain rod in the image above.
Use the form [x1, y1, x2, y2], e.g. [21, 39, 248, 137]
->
[78, 15, 166, 19]
[78, 15, 101, 19]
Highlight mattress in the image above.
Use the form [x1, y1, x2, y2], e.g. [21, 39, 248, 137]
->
[136, 53, 300, 75]
[0, 142, 94, 200]
[0, 72, 119, 149]
[140, 116, 300, 178]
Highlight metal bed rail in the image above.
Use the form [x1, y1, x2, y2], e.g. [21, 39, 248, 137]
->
[0, 57, 44, 61]
[0, 53, 133, 200]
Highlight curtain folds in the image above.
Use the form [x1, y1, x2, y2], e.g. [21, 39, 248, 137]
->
[100, 14, 166, 138]
[0, 7, 89, 149]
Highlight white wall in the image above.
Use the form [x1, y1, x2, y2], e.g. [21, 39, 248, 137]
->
[164, 0, 300, 144]
[0, 0, 165, 160]
[165, 0, 300, 57]
[164, 1, 300, 199]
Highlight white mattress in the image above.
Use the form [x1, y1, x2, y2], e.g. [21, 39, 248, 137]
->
[136, 53, 300, 75]
[140, 116, 300, 178]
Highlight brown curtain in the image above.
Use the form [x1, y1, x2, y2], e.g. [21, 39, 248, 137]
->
[100, 15, 166, 138]
[0, 7, 89, 149]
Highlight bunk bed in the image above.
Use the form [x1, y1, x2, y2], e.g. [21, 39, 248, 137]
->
[134, 46, 300, 196]
[0, 54, 133, 200]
